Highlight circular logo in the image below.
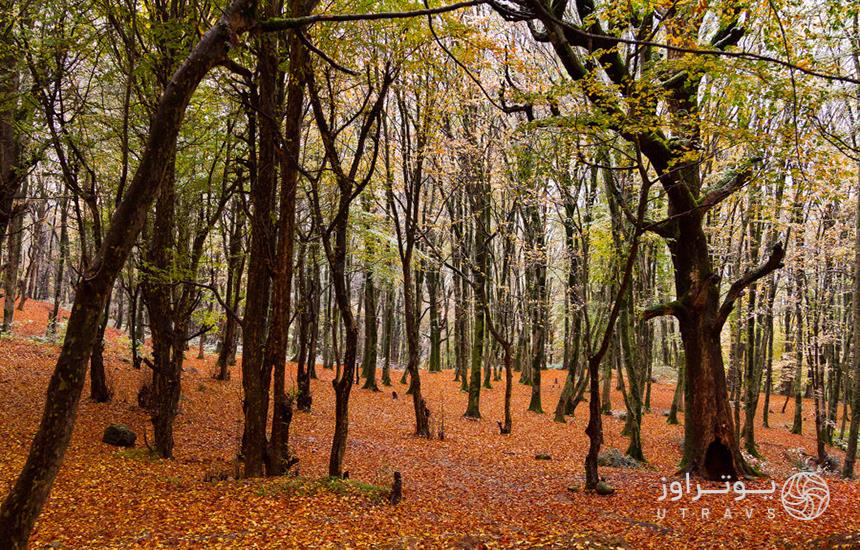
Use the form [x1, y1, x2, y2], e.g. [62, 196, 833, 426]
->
[780, 471, 830, 521]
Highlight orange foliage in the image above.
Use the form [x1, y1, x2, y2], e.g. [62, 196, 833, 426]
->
[0, 300, 858, 548]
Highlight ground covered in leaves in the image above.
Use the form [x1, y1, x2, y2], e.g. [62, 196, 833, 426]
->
[1, 300, 859, 548]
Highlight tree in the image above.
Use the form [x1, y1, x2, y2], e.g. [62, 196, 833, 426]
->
[305, 57, 393, 475]
[492, 0, 786, 479]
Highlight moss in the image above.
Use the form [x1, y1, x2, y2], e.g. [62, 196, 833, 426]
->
[116, 448, 160, 463]
[255, 476, 388, 502]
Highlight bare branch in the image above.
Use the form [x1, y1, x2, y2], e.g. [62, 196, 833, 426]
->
[716, 242, 786, 329]
[698, 158, 761, 212]
[642, 301, 683, 321]
[258, 0, 485, 31]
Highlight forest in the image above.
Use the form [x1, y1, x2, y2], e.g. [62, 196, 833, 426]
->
[0, 0, 859, 547]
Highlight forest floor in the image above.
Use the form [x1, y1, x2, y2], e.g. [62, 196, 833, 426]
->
[1, 300, 859, 549]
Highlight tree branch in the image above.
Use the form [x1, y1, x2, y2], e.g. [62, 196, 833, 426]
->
[716, 242, 786, 329]
[642, 300, 683, 321]
[258, 0, 485, 31]
[698, 157, 761, 211]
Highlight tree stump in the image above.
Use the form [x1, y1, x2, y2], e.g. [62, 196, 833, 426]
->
[389, 471, 402, 504]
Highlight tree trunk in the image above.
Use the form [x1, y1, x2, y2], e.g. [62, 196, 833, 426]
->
[464, 173, 488, 419]
[263, 9, 312, 474]
[677, 278, 751, 479]
[380, 284, 394, 387]
[426, 262, 442, 373]
[361, 265, 379, 390]
[46, 197, 68, 337]
[89, 300, 112, 403]
[216, 200, 244, 380]
[240, 12, 278, 477]
[2, 177, 25, 332]
[845, 179, 860, 474]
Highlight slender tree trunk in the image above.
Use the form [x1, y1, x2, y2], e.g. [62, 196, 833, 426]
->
[2, 177, 25, 332]
[89, 300, 112, 402]
[844, 164, 860, 477]
[426, 263, 442, 373]
[46, 197, 68, 337]
[464, 172, 488, 419]
[361, 264, 379, 390]
[216, 201, 244, 380]
[843, 29, 860, 477]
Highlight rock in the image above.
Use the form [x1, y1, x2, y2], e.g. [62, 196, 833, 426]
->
[610, 410, 627, 421]
[822, 455, 841, 472]
[597, 447, 639, 468]
[102, 424, 136, 447]
[595, 481, 615, 496]
[660, 409, 671, 417]
[534, 453, 552, 460]
[567, 484, 580, 493]
[784, 447, 814, 471]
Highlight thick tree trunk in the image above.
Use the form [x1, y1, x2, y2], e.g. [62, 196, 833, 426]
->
[0, 13, 22, 270]
[666, 206, 760, 480]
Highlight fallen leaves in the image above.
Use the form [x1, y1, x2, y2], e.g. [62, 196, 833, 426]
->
[0, 299, 858, 548]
